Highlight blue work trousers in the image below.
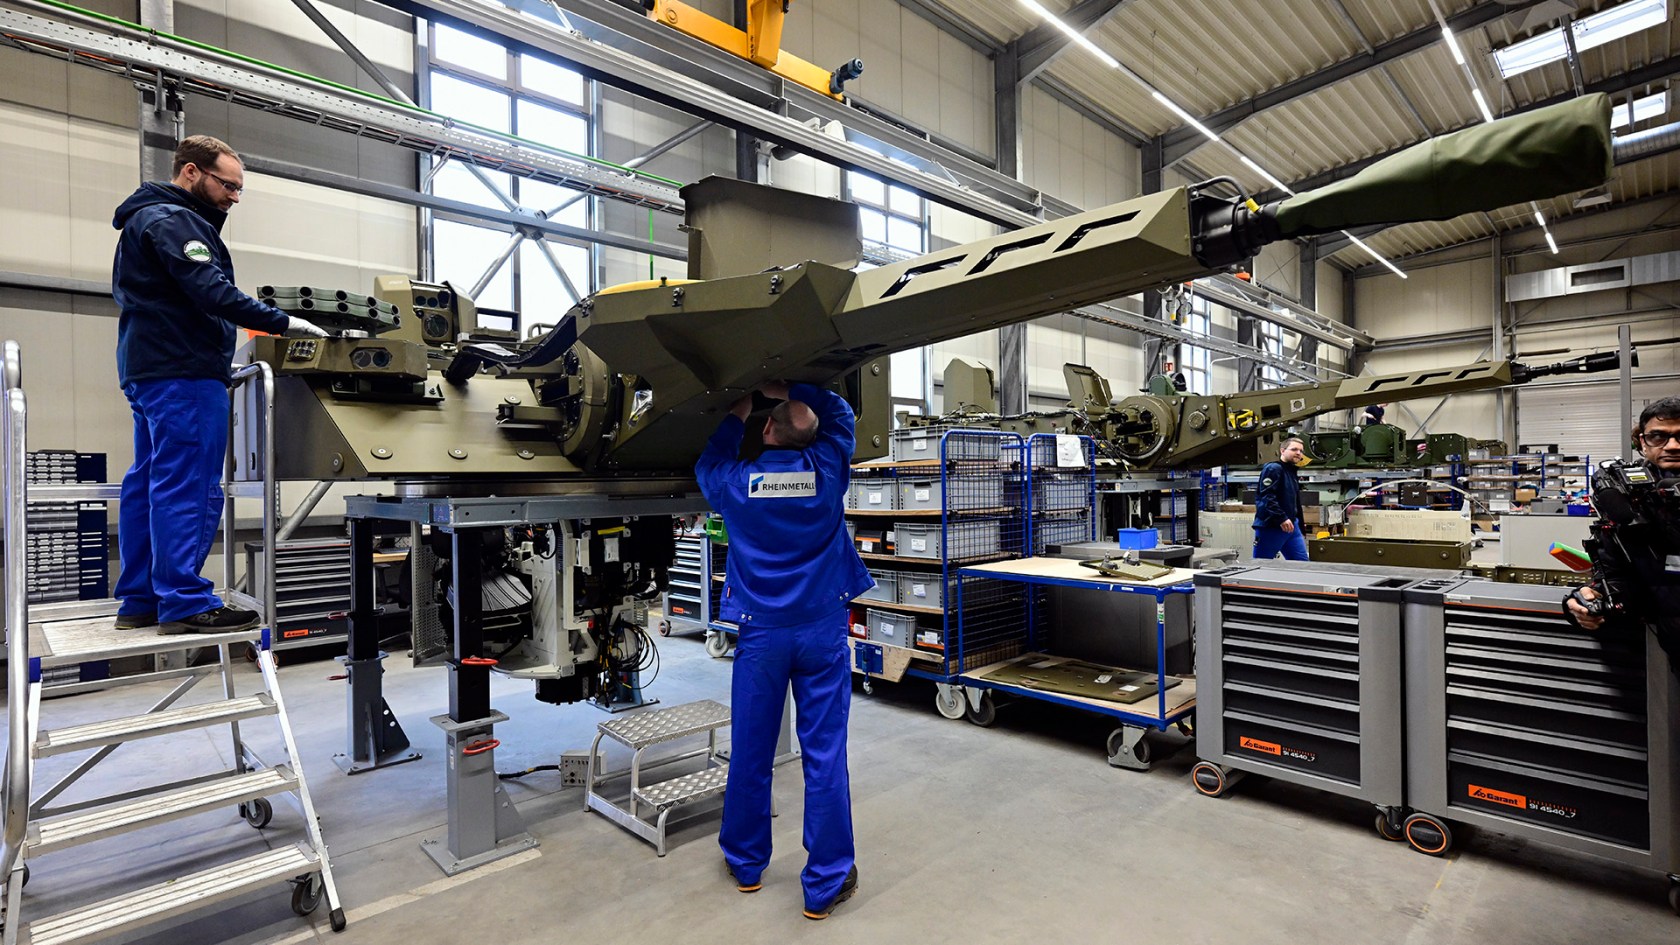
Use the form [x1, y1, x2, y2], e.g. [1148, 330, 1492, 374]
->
[720, 606, 855, 911]
[1252, 522, 1309, 561]
[114, 378, 229, 622]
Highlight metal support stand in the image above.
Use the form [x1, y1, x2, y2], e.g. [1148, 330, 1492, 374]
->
[335, 517, 418, 773]
[422, 712, 536, 875]
[415, 527, 537, 873]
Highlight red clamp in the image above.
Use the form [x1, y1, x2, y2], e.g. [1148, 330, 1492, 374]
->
[460, 656, 498, 667]
[462, 738, 500, 756]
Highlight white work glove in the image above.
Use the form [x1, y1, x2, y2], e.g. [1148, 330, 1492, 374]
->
[286, 316, 329, 338]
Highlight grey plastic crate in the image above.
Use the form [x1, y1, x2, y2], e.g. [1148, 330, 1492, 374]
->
[897, 476, 1006, 511]
[847, 478, 896, 510]
[912, 624, 945, 652]
[896, 573, 952, 609]
[888, 427, 1005, 462]
[866, 607, 916, 648]
[894, 521, 1001, 560]
[856, 569, 896, 604]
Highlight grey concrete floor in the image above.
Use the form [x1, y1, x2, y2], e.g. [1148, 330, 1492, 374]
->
[8, 628, 1678, 945]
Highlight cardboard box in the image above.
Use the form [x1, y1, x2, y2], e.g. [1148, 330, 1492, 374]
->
[1346, 509, 1472, 543]
[1513, 488, 1539, 504]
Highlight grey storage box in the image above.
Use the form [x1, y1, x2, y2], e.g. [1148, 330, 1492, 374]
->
[866, 608, 916, 648]
[847, 478, 896, 510]
[897, 476, 1006, 511]
[894, 521, 1001, 560]
[856, 569, 897, 603]
[888, 427, 1006, 462]
[896, 573, 952, 609]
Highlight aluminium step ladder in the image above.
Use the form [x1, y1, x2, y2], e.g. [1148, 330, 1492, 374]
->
[0, 344, 343, 944]
[1, 612, 345, 945]
[583, 699, 731, 856]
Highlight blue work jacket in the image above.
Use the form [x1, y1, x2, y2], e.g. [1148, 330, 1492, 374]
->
[1253, 460, 1303, 530]
[112, 182, 289, 386]
[696, 383, 873, 627]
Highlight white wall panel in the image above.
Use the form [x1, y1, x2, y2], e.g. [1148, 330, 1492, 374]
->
[1354, 255, 1493, 340]
[1019, 85, 1140, 210]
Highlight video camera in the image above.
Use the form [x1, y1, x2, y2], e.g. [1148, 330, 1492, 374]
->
[1591, 459, 1680, 535]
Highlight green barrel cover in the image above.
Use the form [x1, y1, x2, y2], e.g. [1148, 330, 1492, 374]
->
[1274, 93, 1612, 237]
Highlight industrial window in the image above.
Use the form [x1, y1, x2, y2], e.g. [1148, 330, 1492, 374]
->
[421, 21, 593, 326]
[1181, 296, 1212, 395]
[847, 163, 931, 417]
[1257, 320, 1287, 388]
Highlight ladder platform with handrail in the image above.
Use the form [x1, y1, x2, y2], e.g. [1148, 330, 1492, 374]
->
[0, 343, 345, 945]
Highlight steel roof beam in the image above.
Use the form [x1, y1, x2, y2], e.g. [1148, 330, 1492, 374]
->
[1017, 0, 1133, 83]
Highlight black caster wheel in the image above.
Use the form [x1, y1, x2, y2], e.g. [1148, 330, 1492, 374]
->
[1667, 879, 1678, 917]
[243, 797, 273, 829]
[1191, 761, 1231, 797]
[963, 691, 996, 727]
[330, 906, 347, 932]
[1403, 813, 1452, 857]
[291, 873, 322, 916]
[1375, 811, 1405, 842]
[657, 620, 671, 637]
[18, 863, 28, 888]
[1175, 715, 1195, 738]
[934, 685, 966, 720]
[245, 643, 260, 663]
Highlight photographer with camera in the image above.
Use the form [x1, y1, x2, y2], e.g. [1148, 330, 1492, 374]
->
[1564, 396, 1680, 677]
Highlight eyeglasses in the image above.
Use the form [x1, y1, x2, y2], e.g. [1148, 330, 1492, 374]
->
[1638, 430, 1680, 448]
[201, 169, 244, 195]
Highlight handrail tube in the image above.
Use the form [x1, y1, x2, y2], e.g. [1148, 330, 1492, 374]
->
[228, 361, 278, 630]
[2, 385, 31, 882]
[2, 340, 19, 391]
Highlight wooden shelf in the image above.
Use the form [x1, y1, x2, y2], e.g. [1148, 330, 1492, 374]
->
[854, 600, 943, 616]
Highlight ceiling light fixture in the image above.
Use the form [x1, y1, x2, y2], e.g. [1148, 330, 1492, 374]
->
[1494, 0, 1669, 78]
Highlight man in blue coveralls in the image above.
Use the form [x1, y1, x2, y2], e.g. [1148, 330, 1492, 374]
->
[1252, 436, 1309, 561]
[696, 379, 873, 920]
[110, 135, 327, 634]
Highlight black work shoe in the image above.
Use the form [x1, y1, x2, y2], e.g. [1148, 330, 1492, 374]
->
[158, 606, 260, 635]
[114, 613, 156, 630]
[725, 860, 761, 893]
[802, 866, 858, 920]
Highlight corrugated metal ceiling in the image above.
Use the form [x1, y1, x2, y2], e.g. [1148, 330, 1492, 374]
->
[918, 0, 1678, 271]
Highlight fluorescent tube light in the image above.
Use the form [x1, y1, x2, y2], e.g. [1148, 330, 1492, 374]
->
[1239, 155, 1295, 195]
[1442, 26, 1466, 65]
[1471, 88, 1495, 123]
[1545, 231, 1560, 254]
[1017, 0, 1120, 69]
[1345, 233, 1409, 279]
[1151, 91, 1221, 142]
[1611, 91, 1668, 129]
[1495, 0, 1668, 78]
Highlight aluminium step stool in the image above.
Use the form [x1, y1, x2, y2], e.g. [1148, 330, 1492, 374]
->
[583, 699, 731, 855]
[1, 608, 344, 945]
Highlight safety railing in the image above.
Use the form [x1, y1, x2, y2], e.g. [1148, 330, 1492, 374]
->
[1, 338, 30, 885]
[224, 360, 277, 629]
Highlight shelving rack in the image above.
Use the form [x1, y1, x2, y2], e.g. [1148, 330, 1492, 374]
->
[845, 430, 1028, 710]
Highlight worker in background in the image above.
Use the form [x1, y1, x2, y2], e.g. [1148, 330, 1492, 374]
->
[1362, 402, 1387, 426]
[695, 380, 872, 920]
[1564, 396, 1680, 678]
[1252, 436, 1309, 561]
[111, 135, 327, 635]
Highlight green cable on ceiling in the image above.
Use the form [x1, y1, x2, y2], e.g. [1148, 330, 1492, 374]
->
[29, 0, 686, 188]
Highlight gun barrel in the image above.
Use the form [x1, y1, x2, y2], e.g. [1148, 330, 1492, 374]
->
[1511, 350, 1633, 383]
